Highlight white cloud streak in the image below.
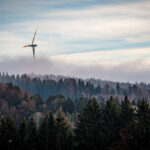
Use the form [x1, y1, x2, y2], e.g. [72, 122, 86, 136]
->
[1, 0, 150, 55]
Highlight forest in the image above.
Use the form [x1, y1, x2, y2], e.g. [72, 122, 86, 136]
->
[0, 73, 150, 149]
[0, 73, 150, 101]
[0, 96, 150, 150]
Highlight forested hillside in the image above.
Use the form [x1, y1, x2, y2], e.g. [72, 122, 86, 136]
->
[0, 73, 150, 101]
[0, 76, 150, 149]
[0, 97, 150, 150]
[0, 82, 89, 121]
[0, 82, 43, 120]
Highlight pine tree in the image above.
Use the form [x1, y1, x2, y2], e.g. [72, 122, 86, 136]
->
[64, 98, 74, 114]
[75, 98, 102, 150]
[6, 114, 16, 150]
[116, 83, 120, 94]
[47, 111, 57, 150]
[17, 117, 27, 150]
[132, 99, 150, 149]
[0, 116, 7, 149]
[102, 96, 120, 148]
[110, 96, 134, 150]
[34, 94, 43, 110]
[55, 108, 73, 150]
[120, 96, 134, 127]
[27, 116, 37, 150]
[37, 114, 49, 150]
[0, 115, 16, 149]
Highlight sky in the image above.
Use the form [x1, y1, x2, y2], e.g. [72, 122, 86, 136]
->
[0, 0, 150, 83]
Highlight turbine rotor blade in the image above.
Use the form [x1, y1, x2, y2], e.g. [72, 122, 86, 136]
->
[23, 45, 30, 48]
[32, 28, 38, 44]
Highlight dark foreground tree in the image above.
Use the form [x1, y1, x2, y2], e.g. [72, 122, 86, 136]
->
[37, 111, 57, 150]
[75, 98, 102, 150]
[37, 114, 49, 150]
[112, 99, 150, 150]
[27, 116, 37, 150]
[132, 99, 150, 150]
[47, 111, 57, 150]
[0, 116, 7, 149]
[55, 108, 73, 150]
[102, 96, 120, 149]
[17, 117, 27, 150]
[0, 114, 16, 150]
[120, 96, 134, 128]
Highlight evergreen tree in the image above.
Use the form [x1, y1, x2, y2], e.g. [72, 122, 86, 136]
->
[120, 96, 134, 127]
[0, 116, 7, 149]
[6, 114, 16, 150]
[75, 96, 88, 113]
[64, 98, 74, 114]
[75, 98, 102, 150]
[132, 99, 150, 149]
[47, 111, 57, 150]
[102, 96, 120, 149]
[34, 94, 43, 110]
[116, 83, 120, 94]
[17, 117, 27, 150]
[110, 125, 133, 150]
[37, 114, 49, 150]
[0, 114, 16, 150]
[27, 116, 37, 150]
[99, 96, 105, 109]
[55, 108, 73, 150]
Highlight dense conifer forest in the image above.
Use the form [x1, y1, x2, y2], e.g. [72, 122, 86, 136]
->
[0, 73, 150, 150]
[0, 73, 150, 101]
[0, 97, 150, 150]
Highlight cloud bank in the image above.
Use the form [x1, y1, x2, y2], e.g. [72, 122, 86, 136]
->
[1, 47, 150, 83]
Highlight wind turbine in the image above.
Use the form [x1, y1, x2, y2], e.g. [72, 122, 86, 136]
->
[23, 28, 38, 59]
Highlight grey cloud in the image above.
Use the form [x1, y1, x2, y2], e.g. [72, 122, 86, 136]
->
[0, 57, 150, 83]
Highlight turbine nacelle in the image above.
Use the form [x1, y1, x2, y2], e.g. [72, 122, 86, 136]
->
[23, 44, 38, 48]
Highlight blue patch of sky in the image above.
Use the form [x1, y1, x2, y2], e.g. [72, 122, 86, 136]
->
[0, 0, 142, 25]
[58, 40, 150, 55]
[38, 0, 140, 11]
